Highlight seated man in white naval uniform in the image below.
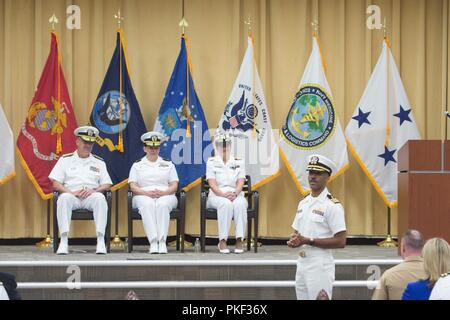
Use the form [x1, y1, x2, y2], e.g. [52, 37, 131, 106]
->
[206, 131, 248, 254]
[287, 154, 347, 300]
[128, 132, 179, 254]
[49, 126, 112, 255]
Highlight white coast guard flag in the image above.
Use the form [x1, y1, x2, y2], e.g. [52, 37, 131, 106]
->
[217, 36, 280, 188]
[279, 37, 348, 194]
[345, 40, 421, 208]
[0, 103, 15, 185]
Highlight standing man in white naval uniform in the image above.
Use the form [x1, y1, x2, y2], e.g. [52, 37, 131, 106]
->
[128, 132, 179, 254]
[287, 154, 347, 300]
[49, 126, 113, 255]
[206, 132, 248, 254]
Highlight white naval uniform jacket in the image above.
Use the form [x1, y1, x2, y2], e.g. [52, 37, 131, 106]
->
[206, 156, 246, 196]
[49, 151, 112, 191]
[128, 156, 179, 190]
[291, 187, 346, 255]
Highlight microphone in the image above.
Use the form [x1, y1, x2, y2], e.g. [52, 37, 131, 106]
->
[445, 111, 450, 118]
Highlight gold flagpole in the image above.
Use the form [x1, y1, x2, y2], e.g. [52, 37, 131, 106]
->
[244, 15, 261, 249]
[36, 14, 59, 249]
[110, 9, 125, 250]
[169, 0, 194, 249]
[378, 19, 397, 248]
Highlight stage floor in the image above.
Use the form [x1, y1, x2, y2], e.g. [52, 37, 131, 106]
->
[0, 245, 401, 300]
[0, 244, 400, 261]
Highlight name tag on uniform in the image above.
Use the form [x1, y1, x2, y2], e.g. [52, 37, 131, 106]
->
[90, 166, 100, 173]
[312, 209, 324, 216]
[159, 163, 169, 168]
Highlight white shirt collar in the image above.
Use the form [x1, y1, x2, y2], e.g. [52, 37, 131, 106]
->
[142, 156, 161, 165]
[73, 150, 94, 162]
[308, 187, 329, 204]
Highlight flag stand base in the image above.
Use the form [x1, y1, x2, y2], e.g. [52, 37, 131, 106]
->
[250, 238, 262, 248]
[168, 236, 193, 248]
[35, 235, 53, 248]
[110, 235, 124, 249]
[377, 235, 398, 248]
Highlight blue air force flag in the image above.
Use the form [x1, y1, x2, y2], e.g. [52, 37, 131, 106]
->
[279, 37, 349, 195]
[90, 29, 147, 189]
[345, 39, 421, 208]
[217, 36, 280, 189]
[153, 36, 212, 190]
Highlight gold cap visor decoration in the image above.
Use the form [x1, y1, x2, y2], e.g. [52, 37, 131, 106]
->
[74, 126, 99, 143]
[141, 131, 165, 148]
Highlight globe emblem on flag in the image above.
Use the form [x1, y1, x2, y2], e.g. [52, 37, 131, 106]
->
[281, 85, 336, 149]
[27, 102, 56, 132]
[92, 91, 131, 134]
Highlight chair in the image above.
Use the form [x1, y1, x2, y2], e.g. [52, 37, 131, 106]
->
[200, 175, 260, 253]
[127, 186, 186, 253]
[53, 191, 112, 253]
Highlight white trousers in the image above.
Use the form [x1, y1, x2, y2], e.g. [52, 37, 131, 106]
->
[207, 195, 248, 241]
[295, 250, 335, 300]
[57, 192, 108, 235]
[132, 195, 178, 243]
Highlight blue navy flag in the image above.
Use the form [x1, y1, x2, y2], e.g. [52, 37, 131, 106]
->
[90, 29, 147, 190]
[154, 36, 212, 190]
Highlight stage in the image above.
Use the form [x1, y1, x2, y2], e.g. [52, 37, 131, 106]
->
[0, 245, 401, 300]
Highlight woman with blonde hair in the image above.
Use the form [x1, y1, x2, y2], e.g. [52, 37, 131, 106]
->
[402, 237, 450, 300]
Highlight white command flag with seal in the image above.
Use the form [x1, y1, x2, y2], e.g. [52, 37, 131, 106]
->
[0, 103, 15, 185]
[345, 39, 421, 208]
[217, 36, 280, 189]
[280, 37, 349, 194]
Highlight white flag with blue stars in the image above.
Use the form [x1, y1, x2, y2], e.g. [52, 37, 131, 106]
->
[345, 39, 421, 208]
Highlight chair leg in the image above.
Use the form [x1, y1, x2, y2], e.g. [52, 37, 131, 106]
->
[106, 215, 111, 253]
[176, 218, 180, 251]
[247, 218, 252, 252]
[106, 225, 111, 253]
[181, 213, 185, 253]
[53, 209, 59, 253]
[201, 216, 206, 253]
[254, 217, 258, 253]
[128, 218, 133, 253]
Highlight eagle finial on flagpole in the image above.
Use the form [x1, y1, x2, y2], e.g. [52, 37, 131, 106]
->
[244, 15, 252, 35]
[114, 9, 124, 29]
[382, 18, 388, 39]
[311, 20, 319, 37]
[49, 14, 59, 31]
[179, 17, 189, 35]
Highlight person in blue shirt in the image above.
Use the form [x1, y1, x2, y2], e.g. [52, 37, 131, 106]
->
[402, 237, 450, 300]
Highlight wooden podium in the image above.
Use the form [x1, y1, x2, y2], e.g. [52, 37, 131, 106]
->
[398, 140, 450, 242]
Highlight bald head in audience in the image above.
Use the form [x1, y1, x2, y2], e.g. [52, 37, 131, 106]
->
[400, 229, 425, 259]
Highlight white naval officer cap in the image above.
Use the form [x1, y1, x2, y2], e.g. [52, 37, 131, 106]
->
[306, 154, 336, 176]
[74, 126, 99, 143]
[214, 130, 232, 146]
[141, 131, 165, 148]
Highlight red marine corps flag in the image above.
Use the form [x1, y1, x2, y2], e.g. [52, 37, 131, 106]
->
[17, 32, 78, 200]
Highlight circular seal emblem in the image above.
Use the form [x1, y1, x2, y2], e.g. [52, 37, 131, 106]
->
[281, 85, 336, 149]
[92, 91, 130, 134]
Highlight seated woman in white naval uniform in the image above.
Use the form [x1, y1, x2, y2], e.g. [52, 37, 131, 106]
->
[49, 126, 113, 255]
[128, 132, 179, 254]
[206, 132, 248, 254]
